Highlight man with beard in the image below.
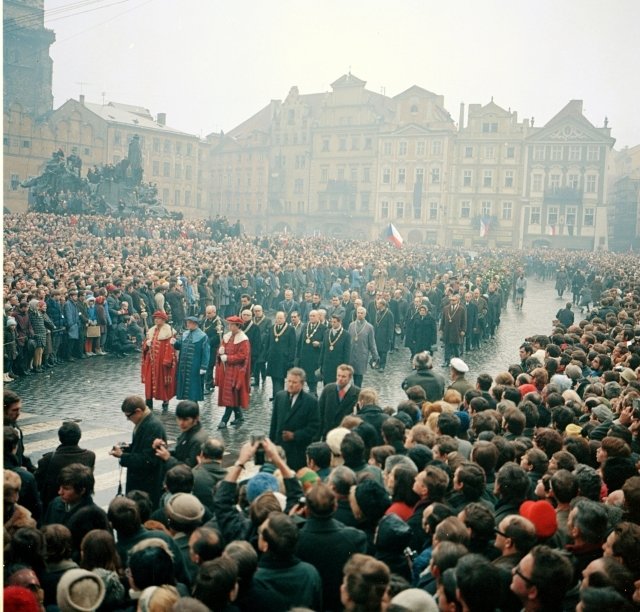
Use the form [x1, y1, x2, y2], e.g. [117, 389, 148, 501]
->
[298, 310, 325, 395]
[373, 299, 394, 373]
[241, 308, 262, 386]
[440, 293, 466, 368]
[265, 311, 297, 398]
[320, 314, 351, 385]
[463, 291, 478, 354]
[201, 305, 223, 394]
[348, 307, 379, 388]
[252, 304, 271, 388]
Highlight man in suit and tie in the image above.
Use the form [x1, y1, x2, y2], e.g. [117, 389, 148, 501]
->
[269, 367, 321, 470]
[318, 364, 360, 439]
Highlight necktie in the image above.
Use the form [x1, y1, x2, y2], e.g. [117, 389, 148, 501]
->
[338, 387, 346, 401]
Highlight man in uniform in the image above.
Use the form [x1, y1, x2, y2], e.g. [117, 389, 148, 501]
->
[448, 357, 474, 397]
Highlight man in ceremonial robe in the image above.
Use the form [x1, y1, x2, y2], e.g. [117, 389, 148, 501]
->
[215, 316, 251, 429]
[141, 311, 177, 411]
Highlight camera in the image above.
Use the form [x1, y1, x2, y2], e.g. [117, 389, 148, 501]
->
[632, 398, 640, 420]
[251, 432, 266, 466]
[113, 442, 130, 453]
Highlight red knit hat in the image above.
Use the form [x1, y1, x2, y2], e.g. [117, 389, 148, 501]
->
[3, 586, 41, 612]
[519, 500, 557, 538]
[518, 383, 538, 397]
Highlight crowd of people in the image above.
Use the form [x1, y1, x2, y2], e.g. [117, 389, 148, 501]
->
[4, 211, 640, 611]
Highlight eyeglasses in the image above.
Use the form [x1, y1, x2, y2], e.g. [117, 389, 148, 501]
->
[124, 412, 136, 419]
[513, 564, 535, 587]
[494, 527, 508, 537]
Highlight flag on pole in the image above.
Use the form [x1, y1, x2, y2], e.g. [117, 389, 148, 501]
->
[385, 223, 404, 248]
[479, 216, 490, 238]
[547, 225, 556, 236]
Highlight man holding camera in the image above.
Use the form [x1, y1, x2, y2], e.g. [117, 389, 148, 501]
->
[110, 395, 167, 507]
[152, 400, 208, 469]
[269, 367, 320, 470]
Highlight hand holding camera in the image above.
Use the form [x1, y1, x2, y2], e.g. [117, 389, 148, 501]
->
[110, 442, 130, 458]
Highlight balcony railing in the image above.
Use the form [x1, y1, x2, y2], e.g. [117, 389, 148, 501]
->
[543, 187, 583, 203]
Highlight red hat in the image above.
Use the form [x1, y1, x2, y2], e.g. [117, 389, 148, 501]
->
[519, 500, 557, 539]
[519, 383, 538, 397]
[3, 586, 41, 612]
[225, 315, 243, 325]
[152, 311, 169, 321]
[106, 284, 117, 292]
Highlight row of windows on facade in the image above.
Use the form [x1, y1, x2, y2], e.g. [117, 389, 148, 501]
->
[113, 133, 195, 157]
[4, 137, 92, 158]
[377, 199, 595, 226]
[151, 161, 194, 180]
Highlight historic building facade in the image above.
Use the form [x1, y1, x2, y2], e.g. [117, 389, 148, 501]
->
[204, 75, 615, 249]
[4, 31, 619, 247]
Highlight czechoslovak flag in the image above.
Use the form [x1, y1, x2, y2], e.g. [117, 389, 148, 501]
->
[547, 225, 557, 236]
[385, 223, 404, 248]
[480, 217, 490, 238]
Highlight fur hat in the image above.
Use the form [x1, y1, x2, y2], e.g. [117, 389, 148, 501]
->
[6, 317, 17, 327]
[164, 493, 205, 525]
[56, 568, 106, 612]
[246, 472, 280, 502]
[519, 500, 557, 539]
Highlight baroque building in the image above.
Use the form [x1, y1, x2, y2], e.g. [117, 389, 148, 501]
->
[204, 74, 615, 249]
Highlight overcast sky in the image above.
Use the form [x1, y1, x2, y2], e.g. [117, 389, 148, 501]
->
[47, 0, 640, 147]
